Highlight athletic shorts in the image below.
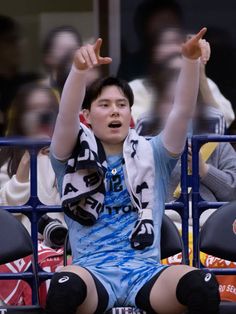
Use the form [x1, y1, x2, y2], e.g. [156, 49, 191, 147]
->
[78, 261, 167, 312]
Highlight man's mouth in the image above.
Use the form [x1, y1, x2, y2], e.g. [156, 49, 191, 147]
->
[108, 122, 122, 128]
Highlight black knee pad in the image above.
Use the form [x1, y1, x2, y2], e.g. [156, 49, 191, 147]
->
[176, 270, 220, 314]
[45, 271, 87, 314]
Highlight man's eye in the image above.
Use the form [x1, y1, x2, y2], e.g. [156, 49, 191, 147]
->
[119, 103, 127, 107]
[100, 103, 108, 107]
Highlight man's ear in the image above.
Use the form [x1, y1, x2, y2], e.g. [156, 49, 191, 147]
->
[82, 109, 91, 125]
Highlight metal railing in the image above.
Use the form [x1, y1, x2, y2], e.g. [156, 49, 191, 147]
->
[0, 138, 61, 304]
[165, 144, 190, 264]
[2, 135, 235, 305]
[191, 134, 236, 271]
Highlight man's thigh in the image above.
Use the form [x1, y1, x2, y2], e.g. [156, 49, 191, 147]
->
[150, 265, 196, 314]
[136, 265, 196, 314]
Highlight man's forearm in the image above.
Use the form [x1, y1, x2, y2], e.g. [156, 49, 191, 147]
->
[172, 57, 200, 118]
[163, 57, 200, 155]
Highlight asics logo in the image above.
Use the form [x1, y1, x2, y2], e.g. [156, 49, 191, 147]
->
[205, 273, 212, 282]
[58, 276, 69, 283]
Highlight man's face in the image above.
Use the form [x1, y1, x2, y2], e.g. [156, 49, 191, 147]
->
[84, 85, 132, 146]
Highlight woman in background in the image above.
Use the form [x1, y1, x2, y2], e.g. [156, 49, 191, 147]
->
[0, 83, 67, 307]
[0, 83, 68, 246]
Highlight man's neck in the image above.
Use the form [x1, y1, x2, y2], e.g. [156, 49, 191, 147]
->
[101, 141, 123, 156]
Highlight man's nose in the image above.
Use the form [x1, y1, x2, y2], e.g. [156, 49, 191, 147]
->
[111, 103, 119, 115]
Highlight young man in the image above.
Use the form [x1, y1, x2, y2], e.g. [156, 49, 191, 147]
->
[46, 28, 220, 314]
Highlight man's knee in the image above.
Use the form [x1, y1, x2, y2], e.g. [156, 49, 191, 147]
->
[176, 269, 220, 314]
[45, 271, 87, 314]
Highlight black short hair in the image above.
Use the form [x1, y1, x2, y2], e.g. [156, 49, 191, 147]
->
[42, 25, 82, 55]
[82, 76, 134, 110]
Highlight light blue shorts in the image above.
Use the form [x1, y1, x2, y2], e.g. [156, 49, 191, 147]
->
[82, 261, 167, 311]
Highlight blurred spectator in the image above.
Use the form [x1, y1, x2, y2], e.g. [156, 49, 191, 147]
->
[0, 83, 67, 306]
[41, 25, 82, 90]
[135, 51, 182, 135]
[0, 15, 39, 136]
[168, 109, 236, 207]
[135, 51, 236, 211]
[132, 27, 234, 126]
[136, 53, 236, 299]
[205, 27, 236, 112]
[118, 0, 183, 81]
[0, 83, 66, 240]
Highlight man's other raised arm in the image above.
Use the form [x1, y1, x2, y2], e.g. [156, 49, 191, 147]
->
[162, 27, 210, 155]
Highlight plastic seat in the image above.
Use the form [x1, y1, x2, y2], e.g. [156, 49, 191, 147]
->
[0, 209, 42, 313]
[160, 214, 186, 261]
[220, 302, 236, 314]
[199, 201, 236, 262]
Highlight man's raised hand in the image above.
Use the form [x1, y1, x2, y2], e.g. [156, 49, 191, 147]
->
[74, 38, 112, 71]
[182, 27, 210, 64]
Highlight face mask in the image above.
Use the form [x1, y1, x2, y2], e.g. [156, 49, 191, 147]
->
[21, 110, 56, 137]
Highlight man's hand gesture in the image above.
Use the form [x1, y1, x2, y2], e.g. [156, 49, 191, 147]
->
[74, 38, 112, 71]
[182, 27, 210, 64]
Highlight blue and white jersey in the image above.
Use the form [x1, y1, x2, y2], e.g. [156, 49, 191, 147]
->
[50, 134, 178, 268]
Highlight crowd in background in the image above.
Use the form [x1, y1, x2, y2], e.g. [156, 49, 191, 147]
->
[0, 0, 236, 307]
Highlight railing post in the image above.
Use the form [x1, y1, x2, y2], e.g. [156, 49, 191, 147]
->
[180, 143, 189, 265]
[191, 136, 201, 267]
